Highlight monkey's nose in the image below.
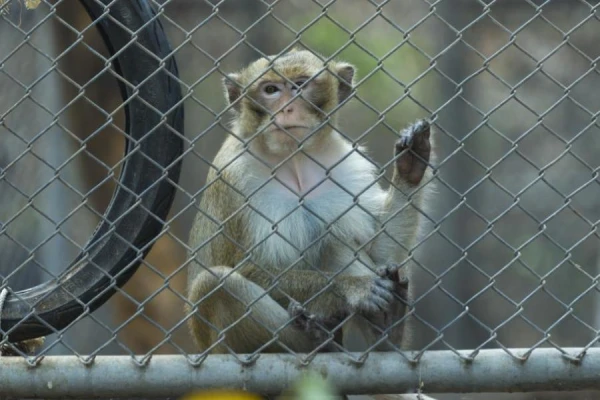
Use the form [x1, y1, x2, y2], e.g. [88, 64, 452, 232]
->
[284, 104, 294, 113]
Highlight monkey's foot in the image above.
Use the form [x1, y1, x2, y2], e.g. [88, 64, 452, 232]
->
[287, 301, 340, 345]
[395, 119, 432, 186]
[376, 262, 410, 304]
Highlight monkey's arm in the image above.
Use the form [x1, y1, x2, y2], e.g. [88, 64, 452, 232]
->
[187, 162, 248, 277]
[369, 120, 433, 268]
[357, 120, 434, 352]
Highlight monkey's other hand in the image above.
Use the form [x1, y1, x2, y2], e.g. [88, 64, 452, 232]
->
[395, 119, 432, 186]
[376, 262, 410, 304]
[345, 276, 397, 315]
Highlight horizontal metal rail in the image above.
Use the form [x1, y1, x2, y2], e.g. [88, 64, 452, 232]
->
[1, 348, 598, 397]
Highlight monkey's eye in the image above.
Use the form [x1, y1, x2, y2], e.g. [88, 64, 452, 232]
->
[263, 85, 280, 95]
[292, 79, 308, 92]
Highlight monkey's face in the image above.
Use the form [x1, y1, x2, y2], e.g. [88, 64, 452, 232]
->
[223, 49, 356, 157]
[248, 73, 332, 155]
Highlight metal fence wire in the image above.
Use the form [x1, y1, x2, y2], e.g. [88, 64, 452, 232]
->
[1, 0, 600, 399]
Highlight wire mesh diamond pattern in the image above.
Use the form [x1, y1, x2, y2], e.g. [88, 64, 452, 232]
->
[0, 0, 599, 398]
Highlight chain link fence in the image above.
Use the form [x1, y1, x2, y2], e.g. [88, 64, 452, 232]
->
[0, 0, 599, 398]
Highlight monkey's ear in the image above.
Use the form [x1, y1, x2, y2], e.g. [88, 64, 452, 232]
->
[333, 62, 356, 104]
[223, 73, 243, 112]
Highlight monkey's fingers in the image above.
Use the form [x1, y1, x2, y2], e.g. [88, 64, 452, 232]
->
[376, 262, 402, 283]
[395, 276, 410, 304]
[395, 119, 432, 186]
[398, 119, 430, 146]
[354, 278, 395, 314]
[397, 275, 409, 288]
[373, 267, 410, 306]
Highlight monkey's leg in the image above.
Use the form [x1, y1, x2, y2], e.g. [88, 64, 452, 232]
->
[187, 266, 319, 354]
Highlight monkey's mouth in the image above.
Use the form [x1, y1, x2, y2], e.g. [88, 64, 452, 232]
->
[270, 125, 311, 132]
[265, 125, 313, 139]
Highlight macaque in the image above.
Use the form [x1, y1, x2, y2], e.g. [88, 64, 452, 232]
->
[185, 47, 434, 355]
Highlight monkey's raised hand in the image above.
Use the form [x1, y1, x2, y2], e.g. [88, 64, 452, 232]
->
[395, 119, 432, 186]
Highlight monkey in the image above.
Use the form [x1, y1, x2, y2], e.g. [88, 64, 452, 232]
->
[185, 47, 434, 357]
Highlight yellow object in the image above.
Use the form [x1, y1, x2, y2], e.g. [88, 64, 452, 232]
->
[290, 373, 339, 399]
[180, 390, 262, 400]
[179, 373, 339, 399]
[24, 0, 41, 9]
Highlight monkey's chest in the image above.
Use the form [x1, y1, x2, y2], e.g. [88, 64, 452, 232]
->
[246, 183, 380, 269]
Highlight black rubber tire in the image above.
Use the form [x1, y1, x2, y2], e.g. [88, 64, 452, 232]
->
[1, 0, 184, 342]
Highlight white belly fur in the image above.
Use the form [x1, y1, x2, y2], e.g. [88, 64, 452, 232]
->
[243, 147, 387, 273]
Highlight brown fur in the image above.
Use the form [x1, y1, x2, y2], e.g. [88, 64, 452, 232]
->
[186, 48, 434, 359]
